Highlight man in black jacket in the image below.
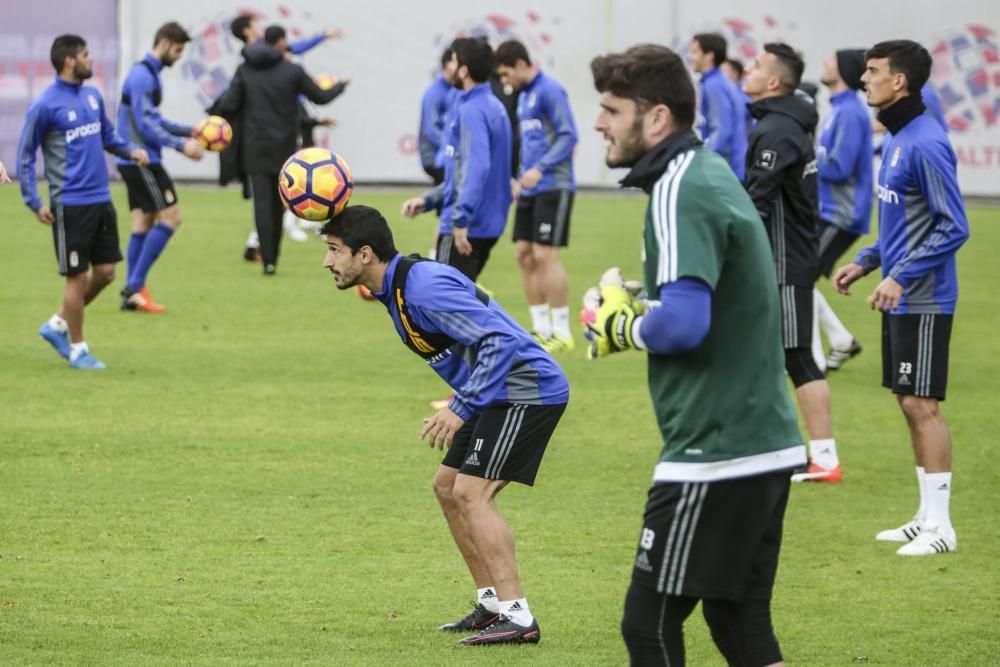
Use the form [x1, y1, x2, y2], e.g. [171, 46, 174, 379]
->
[214, 26, 346, 275]
[744, 43, 842, 483]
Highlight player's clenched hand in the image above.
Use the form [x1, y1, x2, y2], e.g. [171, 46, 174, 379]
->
[586, 285, 644, 359]
[182, 138, 204, 160]
[401, 197, 426, 218]
[420, 407, 464, 450]
[35, 205, 55, 225]
[832, 263, 864, 295]
[868, 276, 903, 312]
[130, 148, 150, 166]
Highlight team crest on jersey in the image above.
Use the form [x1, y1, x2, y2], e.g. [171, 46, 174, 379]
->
[67, 110, 77, 122]
[757, 149, 777, 170]
[527, 92, 537, 108]
[890, 146, 902, 167]
[69, 251, 79, 268]
[87, 95, 99, 110]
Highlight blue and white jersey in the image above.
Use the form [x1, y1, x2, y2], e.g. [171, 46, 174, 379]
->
[516, 70, 577, 196]
[117, 54, 191, 165]
[375, 254, 569, 420]
[418, 76, 457, 170]
[18, 78, 133, 210]
[816, 89, 873, 235]
[921, 83, 948, 133]
[697, 67, 748, 180]
[855, 114, 969, 314]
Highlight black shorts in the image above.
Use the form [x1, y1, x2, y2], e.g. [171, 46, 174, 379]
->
[816, 223, 861, 278]
[779, 284, 813, 350]
[630, 470, 791, 601]
[441, 402, 567, 486]
[435, 234, 498, 282]
[52, 202, 122, 275]
[882, 313, 953, 400]
[118, 164, 179, 213]
[513, 190, 573, 246]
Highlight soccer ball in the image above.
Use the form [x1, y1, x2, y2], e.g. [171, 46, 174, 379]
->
[315, 73, 338, 90]
[193, 115, 232, 151]
[278, 148, 354, 221]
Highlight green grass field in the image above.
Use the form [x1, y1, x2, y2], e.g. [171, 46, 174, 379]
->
[1, 184, 998, 665]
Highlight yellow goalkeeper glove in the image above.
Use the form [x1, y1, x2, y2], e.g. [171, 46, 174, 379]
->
[586, 285, 645, 359]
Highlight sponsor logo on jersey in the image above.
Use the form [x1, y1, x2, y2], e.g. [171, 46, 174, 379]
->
[877, 184, 900, 205]
[65, 121, 101, 144]
[68, 110, 77, 122]
[519, 118, 543, 133]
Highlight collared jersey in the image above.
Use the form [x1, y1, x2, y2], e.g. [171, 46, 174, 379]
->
[516, 70, 577, 196]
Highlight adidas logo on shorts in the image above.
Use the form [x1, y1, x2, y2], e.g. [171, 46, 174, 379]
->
[635, 551, 654, 572]
[465, 451, 481, 467]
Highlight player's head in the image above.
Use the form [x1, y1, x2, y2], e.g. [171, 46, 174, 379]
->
[321, 206, 398, 290]
[152, 22, 192, 67]
[591, 44, 695, 168]
[862, 40, 931, 109]
[688, 33, 727, 74]
[439, 46, 458, 82]
[50, 34, 92, 81]
[495, 39, 535, 91]
[230, 14, 259, 44]
[721, 58, 745, 84]
[743, 42, 804, 100]
[451, 37, 495, 88]
[264, 25, 287, 53]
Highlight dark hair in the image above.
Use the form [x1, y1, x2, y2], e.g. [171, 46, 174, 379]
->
[692, 33, 727, 68]
[264, 25, 286, 46]
[451, 37, 495, 83]
[495, 39, 531, 67]
[724, 58, 744, 79]
[763, 42, 804, 92]
[320, 206, 398, 262]
[864, 39, 932, 94]
[440, 46, 454, 69]
[50, 34, 86, 72]
[230, 14, 253, 43]
[154, 21, 191, 47]
[590, 44, 695, 128]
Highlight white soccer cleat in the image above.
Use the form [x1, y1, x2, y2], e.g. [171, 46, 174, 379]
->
[876, 518, 923, 542]
[896, 526, 956, 556]
[283, 212, 309, 242]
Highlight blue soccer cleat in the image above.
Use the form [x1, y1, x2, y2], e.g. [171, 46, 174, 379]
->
[69, 350, 107, 370]
[39, 321, 71, 359]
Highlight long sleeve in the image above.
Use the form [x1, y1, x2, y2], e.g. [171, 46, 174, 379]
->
[817, 110, 865, 183]
[422, 181, 446, 211]
[213, 68, 246, 117]
[298, 68, 346, 105]
[701, 85, 733, 154]
[129, 81, 186, 152]
[744, 133, 800, 223]
[452, 106, 490, 230]
[101, 97, 135, 160]
[531, 87, 577, 173]
[887, 150, 970, 286]
[854, 243, 882, 274]
[637, 279, 713, 355]
[16, 103, 46, 210]
[289, 33, 326, 55]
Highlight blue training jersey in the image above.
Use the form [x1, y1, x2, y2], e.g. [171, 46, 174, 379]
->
[18, 78, 133, 210]
[855, 114, 969, 314]
[816, 89, 873, 235]
[375, 254, 569, 419]
[516, 70, 577, 196]
[418, 76, 456, 170]
[117, 54, 192, 165]
[697, 67, 747, 180]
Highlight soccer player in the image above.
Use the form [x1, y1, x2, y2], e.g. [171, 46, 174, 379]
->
[589, 44, 803, 666]
[321, 205, 568, 645]
[418, 47, 459, 186]
[814, 49, 873, 370]
[721, 57, 744, 85]
[688, 33, 748, 179]
[18, 34, 148, 369]
[214, 25, 346, 275]
[744, 43, 842, 483]
[834, 40, 969, 556]
[116, 21, 204, 313]
[495, 39, 579, 352]
[402, 38, 513, 283]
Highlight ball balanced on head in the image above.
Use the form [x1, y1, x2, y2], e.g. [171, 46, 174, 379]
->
[278, 147, 354, 222]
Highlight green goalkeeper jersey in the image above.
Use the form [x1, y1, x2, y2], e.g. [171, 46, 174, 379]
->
[623, 132, 805, 482]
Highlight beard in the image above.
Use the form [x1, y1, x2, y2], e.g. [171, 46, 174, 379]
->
[604, 116, 647, 168]
[73, 62, 93, 80]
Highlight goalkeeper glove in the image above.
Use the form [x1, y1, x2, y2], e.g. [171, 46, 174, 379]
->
[586, 285, 644, 359]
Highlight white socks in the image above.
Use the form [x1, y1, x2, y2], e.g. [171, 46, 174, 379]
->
[69, 341, 89, 361]
[48, 314, 68, 333]
[551, 306, 571, 339]
[924, 471, 955, 538]
[529, 304, 552, 337]
[815, 288, 854, 351]
[809, 438, 839, 470]
[499, 597, 533, 627]
[477, 586, 499, 613]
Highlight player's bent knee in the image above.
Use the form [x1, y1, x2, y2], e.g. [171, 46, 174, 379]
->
[897, 394, 940, 420]
[785, 348, 824, 388]
[431, 468, 458, 502]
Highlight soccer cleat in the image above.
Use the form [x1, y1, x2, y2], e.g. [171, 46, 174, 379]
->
[826, 339, 862, 371]
[69, 350, 106, 370]
[541, 334, 576, 353]
[263, 264, 277, 276]
[531, 331, 551, 346]
[283, 214, 309, 242]
[438, 602, 500, 633]
[120, 287, 166, 313]
[38, 321, 71, 359]
[429, 393, 455, 411]
[790, 462, 842, 483]
[458, 615, 540, 645]
[876, 517, 924, 543]
[243, 246, 262, 262]
[896, 526, 956, 556]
